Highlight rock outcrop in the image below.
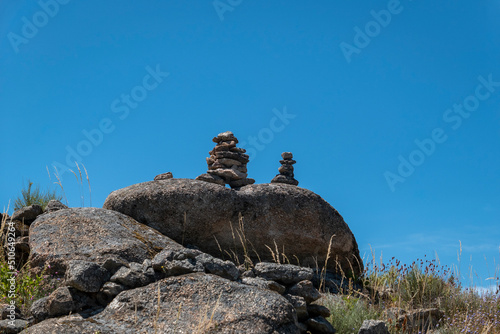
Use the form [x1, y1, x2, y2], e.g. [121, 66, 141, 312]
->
[103, 179, 363, 276]
[196, 131, 255, 188]
[271, 152, 299, 186]
[23, 273, 301, 334]
[29, 207, 182, 276]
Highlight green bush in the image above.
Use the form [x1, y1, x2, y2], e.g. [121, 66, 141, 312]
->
[13, 180, 62, 211]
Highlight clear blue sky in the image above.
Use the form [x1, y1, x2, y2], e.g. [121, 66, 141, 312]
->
[1, 1, 499, 289]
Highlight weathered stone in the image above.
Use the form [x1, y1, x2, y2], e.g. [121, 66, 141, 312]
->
[254, 262, 314, 285]
[230, 147, 246, 153]
[271, 174, 299, 186]
[12, 205, 43, 224]
[103, 179, 363, 275]
[358, 320, 389, 334]
[153, 172, 173, 180]
[0, 319, 29, 333]
[0, 303, 22, 320]
[307, 304, 331, 318]
[195, 253, 239, 281]
[280, 159, 297, 165]
[241, 277, 286, 294]
[110, 264, 152, 288]
[306, 316, 336, 333]
[208, 168, 246, 180]
[30, 297, 49, 322]
[215, 151, 250, 163]
[279, 165, 294, 174]
[46, 286, 93, 317]
[24, 273, 300, 333]
[2, 221, 29, 237]
[288, 280, 321, 304]
[29, 208, 182, 276]
[297, 322, 308, 334]
[284, 294, 308, 321]
[152, 248, 239, 281]
[44, 200, 68, 213]
[213, 131, 238, 143]
[228, 177, 255, 188]
[282, 152, 293, 159]
[97, 281, 126, 306]
[65, 260, 110, 293]
[195, 173, 225, 185]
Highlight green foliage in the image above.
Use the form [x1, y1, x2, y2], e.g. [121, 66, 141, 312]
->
[323, 295, 380, 334]
[13, 180, 62, 211]
[0, 261, 58, 314]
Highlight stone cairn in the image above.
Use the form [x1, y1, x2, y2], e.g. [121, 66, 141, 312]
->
[271, 152, 298, 186]
[196, 131, 255, 188]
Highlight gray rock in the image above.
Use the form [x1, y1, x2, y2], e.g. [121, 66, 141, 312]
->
[103, 179, 363, 276]
[19, 314, 108, 334]
[65, 260, 110, 293]
[0, 319, 29, 333]
[11, 205, 43, 224]
[0, 303, 22, 320]
[44, 200, 68, 213]
[241, 277, 286, 294]
[195, 252, 239, 281]
[358, 320, 389, 334]
[213, 131, 238, 143]
[194, 173, 225, 185]
[30, 297, 49, 322]
[152, 248, 239, 281]
[307, 304, 331, 318]
[24, 273, 300, 333]
[271, 174, 299, 186]
[96, 282, 126, 305]
[282, 152, 293, 159]
[110, 264, 152, 288]
[153, 172, 173, 180]
[152, 248, 204, 275]
[306, 316, 336, 333]
[297, 322, 308, 333]
[288, 280, 321, 304]
[284, 294, 308, 321]
[29, 208, 183, 276]
[46, 286, 93, 317]
[254, 262, 314, 285]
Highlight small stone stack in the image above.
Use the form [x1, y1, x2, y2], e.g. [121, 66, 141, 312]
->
[271, 152, 298, 186]
[196, 131, 255, 189]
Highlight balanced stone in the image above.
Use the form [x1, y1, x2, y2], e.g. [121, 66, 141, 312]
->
[271, 152, 299, 186]
[197, 131, 255, 189]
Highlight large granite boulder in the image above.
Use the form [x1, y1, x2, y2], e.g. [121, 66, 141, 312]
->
[29, 208, 182, 276]
[103, 179, 363, 276]
[22, 273, 300, 334]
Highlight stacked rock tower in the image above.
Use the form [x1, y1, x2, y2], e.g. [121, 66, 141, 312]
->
[196, 131, 255, 189]
[271, 152, 299, 186]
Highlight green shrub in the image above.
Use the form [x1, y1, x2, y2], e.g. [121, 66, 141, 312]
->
[13, 180, 62, 211]
[322, 294, 380, 333]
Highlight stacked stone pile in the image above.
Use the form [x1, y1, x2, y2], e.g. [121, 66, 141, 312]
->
[271, 152, 299, 186]
[196, 131, 255, 188]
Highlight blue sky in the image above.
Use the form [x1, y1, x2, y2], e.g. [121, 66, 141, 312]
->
[1, 1, 499, 288]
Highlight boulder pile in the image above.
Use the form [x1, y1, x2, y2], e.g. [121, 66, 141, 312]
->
[196, 131, 255, 188]
[15, 207, 339, 333]
[271, 152, 299, 186]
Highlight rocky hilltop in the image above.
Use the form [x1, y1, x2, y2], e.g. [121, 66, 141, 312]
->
[2, 131, 366, 333]
[103, 178, 362, 277]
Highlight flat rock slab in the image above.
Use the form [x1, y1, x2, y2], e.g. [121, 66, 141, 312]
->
[23, 273, 300, 334]
[103, 179, 362, 275]
[29, 208, 182, 275]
